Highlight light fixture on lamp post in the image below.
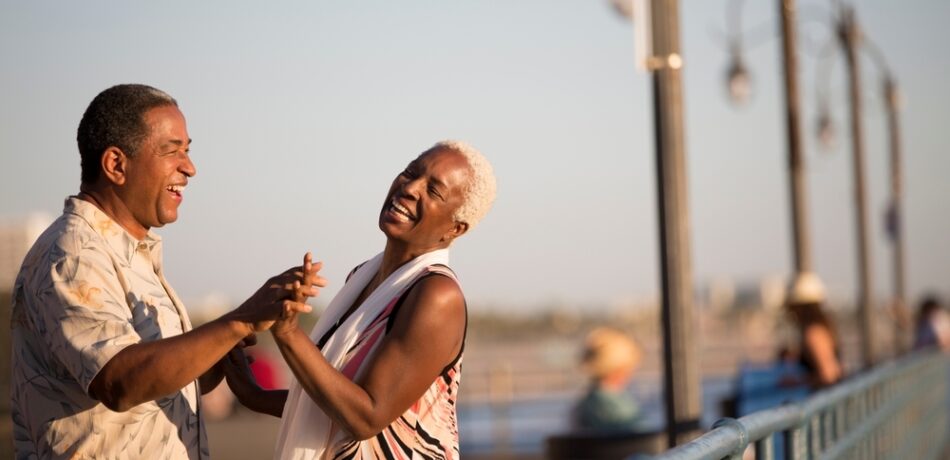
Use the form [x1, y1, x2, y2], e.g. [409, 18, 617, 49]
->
[726, 43, 752, 105]
[815, 100, 836, 151]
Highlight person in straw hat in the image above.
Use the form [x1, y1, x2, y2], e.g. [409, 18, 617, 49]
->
[572, 327, 643, 431]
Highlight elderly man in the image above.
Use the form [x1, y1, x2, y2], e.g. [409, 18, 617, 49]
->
[10, 84, 320, 459]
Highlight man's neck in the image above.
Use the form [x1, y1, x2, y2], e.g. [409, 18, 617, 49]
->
[77, 185, 149, 240]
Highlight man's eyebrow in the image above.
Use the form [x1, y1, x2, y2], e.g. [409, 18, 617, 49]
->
[163, 138, 192, 149]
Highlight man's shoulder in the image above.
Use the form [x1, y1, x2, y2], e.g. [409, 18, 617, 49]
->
[17, 212, 110, 285]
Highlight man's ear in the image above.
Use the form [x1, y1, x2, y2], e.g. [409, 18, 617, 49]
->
[442, 221, 470, 243]
[100, 147, 129, 186]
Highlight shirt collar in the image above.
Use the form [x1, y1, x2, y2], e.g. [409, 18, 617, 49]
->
[64, 196, 162, 266]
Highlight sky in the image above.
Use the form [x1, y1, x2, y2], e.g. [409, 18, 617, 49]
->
[1, 1, 948, 313]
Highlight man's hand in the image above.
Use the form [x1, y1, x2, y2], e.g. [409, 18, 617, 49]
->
[273, 253, 327, 339]
[225, 252, 325, 334]
[221, 348, 261, 399]
[221, 347, 288, 417]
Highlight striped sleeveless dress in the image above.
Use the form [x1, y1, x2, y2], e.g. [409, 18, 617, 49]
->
[320, 264, 466, 460]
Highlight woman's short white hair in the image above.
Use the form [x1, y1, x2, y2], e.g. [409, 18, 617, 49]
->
[429, 140, 496, 229]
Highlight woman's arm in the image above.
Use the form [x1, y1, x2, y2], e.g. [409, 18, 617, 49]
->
[273, 275, 465, 440]
[804, 325, 842, 386]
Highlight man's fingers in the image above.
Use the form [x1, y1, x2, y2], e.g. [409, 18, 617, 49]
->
[240, 333, 258, 348]
[227, 348, 246, 365]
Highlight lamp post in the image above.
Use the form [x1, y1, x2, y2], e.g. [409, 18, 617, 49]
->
[817, 31, 907, 356]
[612, 0, 701, 447]
[650, 0, 702, 447]
[778, 0, 814, 276]
[884, 75, 908, 352]
[722, 0, 817, 281]
[837, 5, 875, 367]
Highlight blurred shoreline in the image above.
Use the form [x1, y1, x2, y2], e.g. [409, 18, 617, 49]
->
[202, 305, 895, 458]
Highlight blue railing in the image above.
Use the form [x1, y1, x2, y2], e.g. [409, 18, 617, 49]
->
[650, 349, 949, 460]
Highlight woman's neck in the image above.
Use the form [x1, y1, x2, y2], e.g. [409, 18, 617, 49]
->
[377, 239, 448, 280]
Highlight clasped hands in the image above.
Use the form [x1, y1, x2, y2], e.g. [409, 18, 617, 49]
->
[227, 251, 327, 337]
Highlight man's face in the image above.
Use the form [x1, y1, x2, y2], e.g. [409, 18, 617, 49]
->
[119, 105, 195, 234]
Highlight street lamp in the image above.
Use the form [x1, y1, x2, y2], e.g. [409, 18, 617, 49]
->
[719, 0, 817, 285]
[610, 0, 702, 447]
[813, 17, 908, 356]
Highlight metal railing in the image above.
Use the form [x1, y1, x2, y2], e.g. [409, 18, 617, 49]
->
[651, 349, 949, 460]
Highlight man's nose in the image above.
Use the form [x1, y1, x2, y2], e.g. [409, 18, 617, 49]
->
[180, 154, 196, 177]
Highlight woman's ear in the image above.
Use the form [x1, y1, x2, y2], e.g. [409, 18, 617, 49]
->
[442, 221, 470, 243]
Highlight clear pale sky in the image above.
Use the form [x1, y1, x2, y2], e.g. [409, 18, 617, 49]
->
[2, 1, 948, 312]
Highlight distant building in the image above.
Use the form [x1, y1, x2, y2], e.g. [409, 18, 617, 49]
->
[0, 213, 53, 292]
[705, 275, 786, 313]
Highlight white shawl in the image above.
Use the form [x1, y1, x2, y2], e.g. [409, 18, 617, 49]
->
[274, 249, 450, 460]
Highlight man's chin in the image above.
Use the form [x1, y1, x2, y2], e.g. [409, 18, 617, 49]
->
[156, 213, 179, 227]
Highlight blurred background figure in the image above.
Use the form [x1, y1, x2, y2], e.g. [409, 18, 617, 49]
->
[572, 327, 643, 431]
[201, 382, 236, 422]
[785, 273, 842, 388]
[247, 349, 282, 390]
[913, 295, 950, 352]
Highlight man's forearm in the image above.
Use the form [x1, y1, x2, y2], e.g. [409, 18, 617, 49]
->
[90, 317, 251, 412]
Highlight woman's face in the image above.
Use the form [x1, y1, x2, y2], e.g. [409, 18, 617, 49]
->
[379, 148, 471, 249]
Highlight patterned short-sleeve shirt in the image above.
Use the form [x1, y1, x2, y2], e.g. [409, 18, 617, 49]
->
[10, 197, 207, 459]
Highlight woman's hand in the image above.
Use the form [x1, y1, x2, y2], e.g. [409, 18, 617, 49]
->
[272, 252, 327, 340]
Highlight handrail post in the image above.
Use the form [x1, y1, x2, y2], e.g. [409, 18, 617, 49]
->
[784, 424, 806, 460]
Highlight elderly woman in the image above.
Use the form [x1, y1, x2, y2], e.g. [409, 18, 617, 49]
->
[224, 141, 496, 460]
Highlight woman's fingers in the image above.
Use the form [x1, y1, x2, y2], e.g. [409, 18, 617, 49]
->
[285, 299, 313, 315]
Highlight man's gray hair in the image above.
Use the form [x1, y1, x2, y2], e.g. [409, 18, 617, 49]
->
[431, 140, 497, 229]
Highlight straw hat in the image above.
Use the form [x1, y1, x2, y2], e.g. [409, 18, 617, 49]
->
[787, 272, 826, 305]
[581, 327, 641, 379]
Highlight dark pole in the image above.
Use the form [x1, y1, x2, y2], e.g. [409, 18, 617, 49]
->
[839, 6, 875, 367]
[778, 0, 813, 275]
[885, 76, 907, 353]
[650, 0, 702, 447]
